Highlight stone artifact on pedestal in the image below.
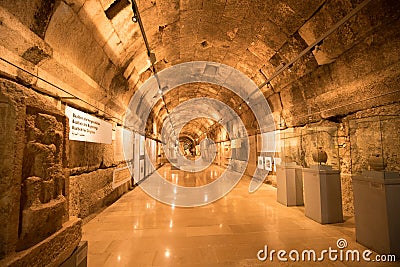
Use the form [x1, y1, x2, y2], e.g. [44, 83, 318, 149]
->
[303, 149, 343, 224]
[312, 147, 328, 165]
[368, 154, 387, 171]
[349, 115, 400, 258]
[353, 154, 400, 258]
[302, 126, 343, 224]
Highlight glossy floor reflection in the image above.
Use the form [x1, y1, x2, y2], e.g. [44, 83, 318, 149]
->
[82, 165, 399, 267]
[158, 163, 224, 187]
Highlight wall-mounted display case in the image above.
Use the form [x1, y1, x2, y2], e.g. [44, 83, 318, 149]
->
[278, 128, 301, 166]
[349, 115, 400, 175]
[277, 126, 340, 169]
[301, 126, 340, 170]
[275, 128, 302, 206]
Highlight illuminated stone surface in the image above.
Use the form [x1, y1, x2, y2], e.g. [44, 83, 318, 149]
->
[0, 0, 399, 265]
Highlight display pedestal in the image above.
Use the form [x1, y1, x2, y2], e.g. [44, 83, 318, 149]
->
[60, 241, 88, 267]
[303, 165, 343, 224]
[353, 171, 400, 258]
[276, 164, 304, 206]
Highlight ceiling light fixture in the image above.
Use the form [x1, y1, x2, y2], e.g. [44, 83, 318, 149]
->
[105, 0, 131, 20]
[287, 63, 293, 73]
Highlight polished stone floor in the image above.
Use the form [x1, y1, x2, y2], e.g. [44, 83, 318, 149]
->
[82, 165, 399, 266]
[158, 161, 223, 187]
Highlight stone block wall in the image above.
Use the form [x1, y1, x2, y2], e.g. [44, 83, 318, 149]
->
[69, 168, 130, 219]
[18, 108, 68, 251]
[0, 76, 132, 265]
[0, 78, 82, 265]
[67, 137, 132, 219]
[0, 80, 25, 258]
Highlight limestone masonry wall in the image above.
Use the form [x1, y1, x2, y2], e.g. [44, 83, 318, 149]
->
[0, 79, 82, 266]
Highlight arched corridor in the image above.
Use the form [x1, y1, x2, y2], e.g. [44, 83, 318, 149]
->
[0, 0, 400, 266]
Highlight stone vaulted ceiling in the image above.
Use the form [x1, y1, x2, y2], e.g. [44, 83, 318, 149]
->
[0, 0, 399, 138]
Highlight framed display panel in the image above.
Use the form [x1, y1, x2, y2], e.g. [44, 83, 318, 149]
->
[257, 131, 279, 153]
[144, 139, 155, 176]
[139, 159, 145, 181]
[264, 156, 272, 171]
[145, 155, 150, 177]
[257, 156, 264, 169]
[222, 141, 231, 166]
[112, 164, 132, 189]
[139, 135, 145, 156]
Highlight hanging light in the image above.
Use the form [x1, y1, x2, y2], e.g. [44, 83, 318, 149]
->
[131, 0, 138, 23]
[287, 63, 293, 73]
[105, 0, 131, 19]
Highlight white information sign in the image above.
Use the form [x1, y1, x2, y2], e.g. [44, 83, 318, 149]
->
[65, 106, 112, 144]
[260, 131, 278, 152]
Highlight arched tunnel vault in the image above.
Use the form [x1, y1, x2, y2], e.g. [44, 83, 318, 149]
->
[1, 0, 400, 265]
[145, 82, 259, 139]
[1, 0, 399, 126]
[178, 118, 223, 143]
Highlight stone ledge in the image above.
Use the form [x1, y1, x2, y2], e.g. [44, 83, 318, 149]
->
[18, 197, 66, 251]
[0, 217, 82, 267]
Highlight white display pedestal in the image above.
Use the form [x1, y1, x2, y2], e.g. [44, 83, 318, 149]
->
[276, 164, 304, 206]
[353, 171, 400, 258]
[303, 165, 343, 224]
